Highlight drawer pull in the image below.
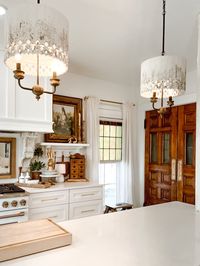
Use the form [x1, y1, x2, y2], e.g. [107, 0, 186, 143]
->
[81, 193, 95, 197]
[41, 198, 59, 202]
[49, 215, 58, 219]
[81, 209, 95, 213]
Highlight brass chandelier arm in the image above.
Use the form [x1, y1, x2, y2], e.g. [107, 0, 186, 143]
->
[17, 77, 59, 101]
[13, 63, 60, 100]
[17, 79, 33, 93]
[43, 86, 57, 95]
[18, 79, 57, 95]
[150, 91, 174, 116]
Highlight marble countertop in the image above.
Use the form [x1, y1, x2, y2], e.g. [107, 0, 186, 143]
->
[21, 181, 103, 193]
[1, 201, 200, 266]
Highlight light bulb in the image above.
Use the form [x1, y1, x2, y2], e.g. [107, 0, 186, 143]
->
[15, 53, 22, 63]
[0, 6, 6, 16]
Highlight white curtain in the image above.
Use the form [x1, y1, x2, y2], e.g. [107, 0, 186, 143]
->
[116, 102, 136, 204]
[85, 97, 100, 182]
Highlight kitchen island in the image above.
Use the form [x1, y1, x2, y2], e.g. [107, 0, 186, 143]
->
[1, 202, 200, 266]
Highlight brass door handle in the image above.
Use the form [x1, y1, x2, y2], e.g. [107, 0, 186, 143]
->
[0, 211, 25, 219]
[177, 160, 183, 181]
[171, 159, 176, 181]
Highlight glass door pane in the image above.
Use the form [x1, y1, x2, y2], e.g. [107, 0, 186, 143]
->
[162, 133, 170, 164]
[185, 133, 193, 165]
[150, 133, 157, 163]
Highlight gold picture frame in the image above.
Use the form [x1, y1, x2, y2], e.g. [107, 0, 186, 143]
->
[45, 95, 82, 143]
[0, 137, 16, 179]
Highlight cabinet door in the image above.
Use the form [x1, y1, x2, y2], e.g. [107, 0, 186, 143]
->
[69, 200, 103, 220]
[69, 187, 103, 203]
[29, 190, 69, 208]
[29, 204, 68, 222]
[0, 52, 53, 133]
[145, 108, 178, 205]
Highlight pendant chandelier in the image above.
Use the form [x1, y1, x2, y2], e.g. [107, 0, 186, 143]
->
[140, 0, 186, 116]
[4, 0, 69, 100]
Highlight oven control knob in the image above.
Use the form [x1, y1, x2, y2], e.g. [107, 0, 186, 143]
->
[11, 200, 18, 207]
[2, 201, 9, 208]
[20, 199, 26, 206]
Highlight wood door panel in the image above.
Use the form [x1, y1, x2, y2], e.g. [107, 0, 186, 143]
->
[183, 193, 195, 204]
[177, 103, 196, 204]
[184, 111, 196, 126]
[145, 103, 196, 206]
[145, 107, 177, 205]
[183, 175, 195, 187]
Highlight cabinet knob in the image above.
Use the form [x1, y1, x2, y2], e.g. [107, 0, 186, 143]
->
[2, 201, 9, 208]
[20, 199, 26, 206]
[11, 200, 18, 207]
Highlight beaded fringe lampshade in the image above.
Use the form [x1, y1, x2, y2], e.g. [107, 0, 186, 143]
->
[140, 0, 186, 115]
[4, 2, 69, 100]
[4, 3, 69, 76]
[141, 55, 186, 99]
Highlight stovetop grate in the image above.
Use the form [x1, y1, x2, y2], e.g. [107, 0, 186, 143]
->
[0, 184, 25, 194]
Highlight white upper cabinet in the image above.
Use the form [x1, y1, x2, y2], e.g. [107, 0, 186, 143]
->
[0, 51, 53, 133]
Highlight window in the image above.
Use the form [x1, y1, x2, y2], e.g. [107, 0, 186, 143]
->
[99, 121, 122, 204]
[99, 121, 122, 161]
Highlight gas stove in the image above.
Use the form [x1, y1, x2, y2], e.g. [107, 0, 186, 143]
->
[0, 184, 25, 194]
[0, 184, 29, 225]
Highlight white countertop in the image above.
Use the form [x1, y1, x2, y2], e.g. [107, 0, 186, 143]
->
[1, 201, 200, 266]
[23, 181, 103, 193]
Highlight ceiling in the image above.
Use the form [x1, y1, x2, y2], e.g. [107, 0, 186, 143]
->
[0, 0, 200, 87]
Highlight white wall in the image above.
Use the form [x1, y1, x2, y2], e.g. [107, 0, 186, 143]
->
[57, 72, 136, 102]
[136, 70, 197, 206]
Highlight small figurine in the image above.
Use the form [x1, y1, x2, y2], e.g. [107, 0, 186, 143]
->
[47, 147, 56, 171]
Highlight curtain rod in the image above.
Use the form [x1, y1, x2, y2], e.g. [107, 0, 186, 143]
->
[84, 97, 135, 106]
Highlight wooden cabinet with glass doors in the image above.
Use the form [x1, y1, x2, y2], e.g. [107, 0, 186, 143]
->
[144, 103, 196, 205]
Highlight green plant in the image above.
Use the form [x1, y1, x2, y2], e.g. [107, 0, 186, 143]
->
[33, 145, 43, 157]
[30, 160, 45, 172]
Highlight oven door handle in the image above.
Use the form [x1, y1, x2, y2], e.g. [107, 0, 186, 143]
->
[0, 211, 25, 220]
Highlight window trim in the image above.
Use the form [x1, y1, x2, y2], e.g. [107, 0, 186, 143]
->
[99, 120, 122, 162]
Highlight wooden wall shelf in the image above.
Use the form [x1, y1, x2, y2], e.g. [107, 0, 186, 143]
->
[40, 142, 89, 150]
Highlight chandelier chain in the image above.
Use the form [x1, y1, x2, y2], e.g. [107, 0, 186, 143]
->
[162, 0, 166, 56]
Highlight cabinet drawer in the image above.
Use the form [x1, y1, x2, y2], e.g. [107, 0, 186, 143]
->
[69, 200, 103, 220]
[29, 204, 68, 222]
[69, 187, 103, 203]
[29, 190, 69, 208]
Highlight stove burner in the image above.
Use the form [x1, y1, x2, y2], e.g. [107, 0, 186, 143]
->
[0, 184, 25, 194]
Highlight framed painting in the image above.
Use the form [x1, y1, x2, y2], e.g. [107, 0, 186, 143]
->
[45, 95, 82, 143]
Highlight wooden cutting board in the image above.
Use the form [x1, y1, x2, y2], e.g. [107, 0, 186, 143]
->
[0, 219, 72, 262]
[15, 182, 53, 188]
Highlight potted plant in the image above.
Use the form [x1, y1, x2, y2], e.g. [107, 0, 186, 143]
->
[29, 144, 46, 180]
[30, 160, 45, 180]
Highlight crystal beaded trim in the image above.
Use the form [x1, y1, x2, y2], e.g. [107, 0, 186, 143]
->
[5, 4, 69, 77]
[141, 56, 186, 98]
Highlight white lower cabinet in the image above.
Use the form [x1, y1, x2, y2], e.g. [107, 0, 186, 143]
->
[29, 190, 68, 208]
[69, 200, 103, 220]
[29, 190, 69, 222]
[69, 186, 103, 203]
[69, 186, 103, 220]
[28, 185, 103, 222]
[29, 204, 68, 222]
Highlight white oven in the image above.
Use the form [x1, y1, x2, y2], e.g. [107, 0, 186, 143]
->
[0, 195, 29, 225]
